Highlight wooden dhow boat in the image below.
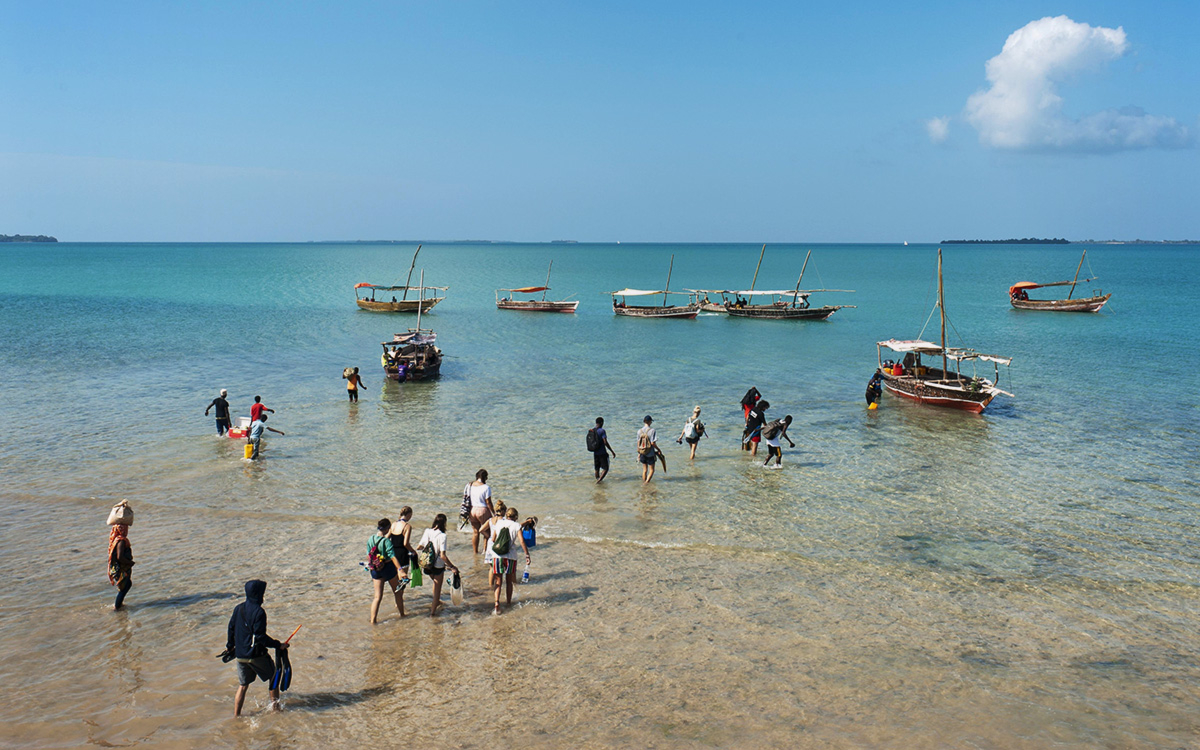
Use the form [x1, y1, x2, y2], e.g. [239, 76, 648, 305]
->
[381, 271, 443, 381]
[1009, 250, 1110, 312]
[876, 249, 1012, 413]
[690, 247, 855, 320]
[355, 245, 448, 313]
[496, 261, 579, 313]
[609, 254, 699, 319]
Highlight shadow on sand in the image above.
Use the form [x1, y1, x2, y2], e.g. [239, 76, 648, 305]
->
[285, 685, 392, 712]
[135, 591, 237, 609]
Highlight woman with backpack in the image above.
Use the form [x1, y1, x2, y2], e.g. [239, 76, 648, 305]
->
[675, 405, 705, 460]
[416, 513, 459, 617]
[464, 469, 496, 555]
[488, 507, 530, 615]
[367, 518, 406, 624]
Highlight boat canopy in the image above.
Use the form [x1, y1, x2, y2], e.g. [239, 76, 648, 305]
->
[608, 288, 690, 297]
[385, 331, 437, 346]
[688, 288, 811, 298]
[500, 286, 549, 293]
[1009, 278, 1096, 295]
[358, 284, 448, 292]
[879, 339, 1011, 365]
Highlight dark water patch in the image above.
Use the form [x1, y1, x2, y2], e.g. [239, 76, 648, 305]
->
[285, 684, 392, 711]
[959, 650, 1008, 668]
[135, 591, 236, 609]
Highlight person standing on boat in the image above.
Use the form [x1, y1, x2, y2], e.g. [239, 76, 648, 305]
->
[637, 415, 659, 484]
[205, 389, 232, 436]
[589, 417, 617, 484]
[344, 367, 365, 403]
[743, 400, 769, 457]
[250, 395, 274, 423]
[676, 406, 705, 460]
[247, 413, 284, 460]
[761, 415, 795, 467]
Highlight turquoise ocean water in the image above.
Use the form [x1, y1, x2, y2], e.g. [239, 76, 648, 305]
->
[1, 242, 1199, 747]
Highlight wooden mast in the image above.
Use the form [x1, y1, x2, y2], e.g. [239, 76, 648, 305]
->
[415, 270, 424, 332]
[401, 244, 422, 301]
[938, 248, 948, 380]
[792, 250, 812, 305]
[748, 244, 766, 304]
[1067, 250, 1086, 300]
[663, 254, 675, 307]
[542, 260, 553, 302]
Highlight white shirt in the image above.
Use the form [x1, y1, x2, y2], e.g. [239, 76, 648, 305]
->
[467, 482, 492, 510]
[418, 528, 447, 569]
[491, 518, 524, 560]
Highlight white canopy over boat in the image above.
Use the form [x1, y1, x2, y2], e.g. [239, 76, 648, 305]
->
[878, 339, 1011, 365]
[608, 288, 692, 297]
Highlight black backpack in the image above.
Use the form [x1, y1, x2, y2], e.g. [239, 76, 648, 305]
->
[586, 428, 601, 452]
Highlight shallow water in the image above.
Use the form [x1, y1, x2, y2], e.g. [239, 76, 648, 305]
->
[1, 242, 1198, 747]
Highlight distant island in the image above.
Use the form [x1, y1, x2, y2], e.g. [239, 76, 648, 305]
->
[1, 234, 57, 243]
[942, 238, 1069, 244]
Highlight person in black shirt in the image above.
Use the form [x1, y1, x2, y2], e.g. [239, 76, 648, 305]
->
[205, 389, 232, 436]
[743, 400, 769, 457]
[225, 580, 286, 717]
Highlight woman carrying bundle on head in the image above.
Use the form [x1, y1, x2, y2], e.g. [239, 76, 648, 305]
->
[106, 500, 135, 610]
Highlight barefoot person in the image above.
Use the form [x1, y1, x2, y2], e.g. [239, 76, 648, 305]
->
[344, 367, 364, 403]
[742, 400, 769, 458]
[761, 415, 796, 467]
[489, 507, 531, 614]
[637, 415, 659, 484]
[676, 406, 705, 460]
[205, 388, 232, 436]
[589, 417, 617, 483]
[250, 395, 274, 422]
[107, 523, 134, 610]
[465, 469, 495, 554]
[225, 580, 287, 717]
[390, 506, 416, 587]
[417, 514, 459, 617]
[367, 518, 406, 624]
[247, 413, 284, 460]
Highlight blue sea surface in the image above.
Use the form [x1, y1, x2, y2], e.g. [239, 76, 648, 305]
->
[1, 241, 1198, 746]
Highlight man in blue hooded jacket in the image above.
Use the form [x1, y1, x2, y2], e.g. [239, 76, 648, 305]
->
[226, 580, 286, 716]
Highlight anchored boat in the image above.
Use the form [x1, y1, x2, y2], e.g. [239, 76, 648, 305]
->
[355, 245, 448, 313]
[690, 246, 854, 320]
[496, 261, 579, 313]
[1009, 250, 1110, 312]
[609, 254, 699, 318]
[381, 271, 443, 381]
[876, 249, 1013, 413]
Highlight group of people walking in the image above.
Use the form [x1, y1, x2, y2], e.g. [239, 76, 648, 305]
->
[205, 390, 285, 460]
[366, 469, 534, 622]
[586, 386, 798, 482]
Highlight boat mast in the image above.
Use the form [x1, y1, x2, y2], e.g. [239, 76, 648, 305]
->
[543, 260, 553, 302]
[1067, 250, 1086, 300]
[749, 244, 766, 304]
[401, 244, 422, 301]
[415, 270, 424, 332]
[663, 254, 675, 307]
[792, 250, 811, 305]
[938, 248, 948, 380]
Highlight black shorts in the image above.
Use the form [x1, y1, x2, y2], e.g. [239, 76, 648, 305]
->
[370, 561, 397, 581]
[593, 451, 609, 471]
[685, 436, 699, 445]
[236, 655, 276, 685]
[638, 451, 656, 466]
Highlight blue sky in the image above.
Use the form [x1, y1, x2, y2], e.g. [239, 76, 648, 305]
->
[1, 1, 1197, 242]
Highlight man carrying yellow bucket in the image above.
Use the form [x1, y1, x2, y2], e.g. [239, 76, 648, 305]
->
[247, 413, 285, 459]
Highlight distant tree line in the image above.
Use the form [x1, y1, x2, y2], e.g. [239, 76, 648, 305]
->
[941, 238, 1069, 244]
[0, 234, 57, 242]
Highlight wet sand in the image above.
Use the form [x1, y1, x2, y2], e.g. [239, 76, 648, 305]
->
[5, 492, 1200, 749]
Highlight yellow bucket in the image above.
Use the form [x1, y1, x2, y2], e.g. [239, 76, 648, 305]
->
[868, 402, 878, 410]
[244, 443, 254, 459]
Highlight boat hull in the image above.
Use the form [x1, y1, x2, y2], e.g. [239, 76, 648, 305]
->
[496, 300, 579, 313]
[881, 374, 995, 413]
[726, 305, 843, 320]
[1010, 293, 1110, 312]
[357, 298, 442, 313]
[382, 351, 442, 381]
[698, 302, 728, 313]
[613, 304, 699, 319]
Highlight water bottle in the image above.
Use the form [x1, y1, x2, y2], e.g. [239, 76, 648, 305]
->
[522, 563, 530, 583]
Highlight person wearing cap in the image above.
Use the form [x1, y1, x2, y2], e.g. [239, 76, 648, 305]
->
[205, 389, 232, 436]
[636, 415, 659, 484]
[676, 406, 706, 461]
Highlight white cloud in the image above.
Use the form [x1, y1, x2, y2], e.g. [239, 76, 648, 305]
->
[962, 15, 1192, 152]
[926, 116, 950, 144]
